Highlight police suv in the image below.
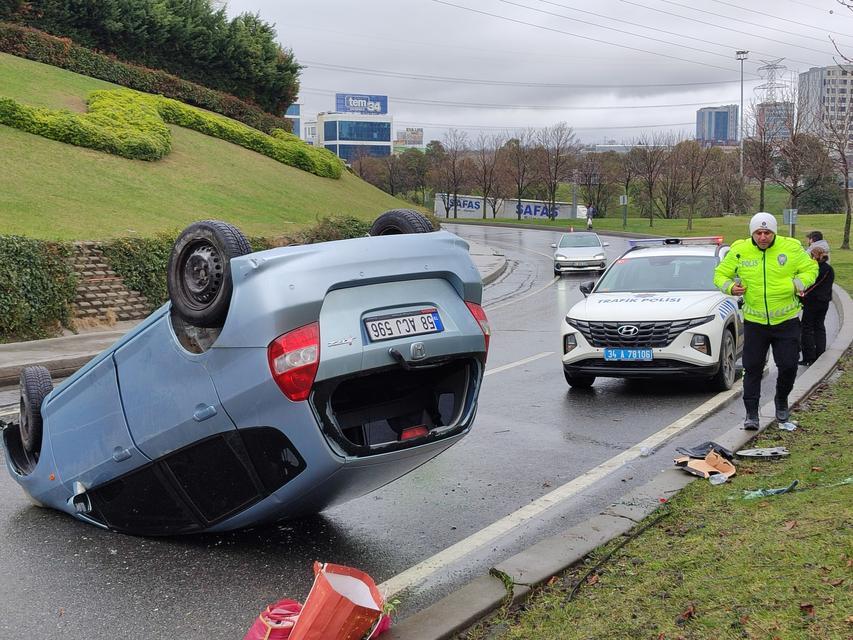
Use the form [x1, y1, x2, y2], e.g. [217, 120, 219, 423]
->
[560, 237, 743, 390]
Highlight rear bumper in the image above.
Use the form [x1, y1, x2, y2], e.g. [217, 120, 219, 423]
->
[564, 358, 719, 379]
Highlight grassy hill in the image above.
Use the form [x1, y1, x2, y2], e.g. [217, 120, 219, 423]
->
[0, 52, 413, 240]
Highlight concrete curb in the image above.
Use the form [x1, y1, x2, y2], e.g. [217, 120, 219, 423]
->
[385, 283, 852, 640]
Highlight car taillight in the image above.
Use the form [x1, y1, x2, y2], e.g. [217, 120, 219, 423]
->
[267, 322, 320, 402]
[465, 301, 490, 358]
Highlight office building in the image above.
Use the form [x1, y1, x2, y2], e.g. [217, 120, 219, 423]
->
[756, 101, 794, 140]
[393, 127, 424, 153]
[284, 104, 301, 139]
[696, 104, 739, 146]
[316, 93, 393, 163]
[798, 64, 853, 148]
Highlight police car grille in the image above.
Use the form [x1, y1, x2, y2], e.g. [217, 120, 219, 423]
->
[570, 319, 692, 348]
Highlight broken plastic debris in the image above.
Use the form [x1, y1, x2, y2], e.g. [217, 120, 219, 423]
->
[708, 474, 728, 486]
[640, 446, 651, 457]
[676, 441, 734, 461]
[735, 447, 790, 459]
[778, 421, 798, 431]
[740, 479, 799, 500]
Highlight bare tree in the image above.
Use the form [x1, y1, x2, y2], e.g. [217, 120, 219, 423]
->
[631, 133, 669, 227]
[771, 89, 832, 210]
[708, 149, 753, 215]
[501, 129, 537, 220]
[658, 138, 689, 219]
[680, 140, 714, 230]
[472, 133, 501, 220]
[577, 152, 618, 217]
[538, 122, 578, 220]
[744, 100, 784, 212]
[442, 129, 470, 218]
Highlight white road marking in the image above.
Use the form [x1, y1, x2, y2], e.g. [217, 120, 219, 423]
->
[378, 378, 745, 598]
[484, 352, 553, 377]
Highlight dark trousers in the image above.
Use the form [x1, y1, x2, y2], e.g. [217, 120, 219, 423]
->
[742, 318, 800, 413]
[801, 301, 829, 362]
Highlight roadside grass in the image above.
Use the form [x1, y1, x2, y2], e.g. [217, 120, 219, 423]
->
[0, 53, 412, 240]
[462, 356, 853, 640]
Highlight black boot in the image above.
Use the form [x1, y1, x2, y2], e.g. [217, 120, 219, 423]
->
[775, 396, 790, 422]
[744, 401, 760, 430]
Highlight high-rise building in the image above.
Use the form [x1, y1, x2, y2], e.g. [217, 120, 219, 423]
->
[696, 104, 739, 146]
[756, 101, 794, 140]
[798, 64, 853, 149]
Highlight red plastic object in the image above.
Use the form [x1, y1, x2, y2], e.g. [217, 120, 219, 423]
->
[243, 599, 302, 640]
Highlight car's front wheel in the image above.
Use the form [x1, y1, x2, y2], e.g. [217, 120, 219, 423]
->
[19, 365, 53, 458]
[709, 330, 737, 391]
[564, 370, 595, 388]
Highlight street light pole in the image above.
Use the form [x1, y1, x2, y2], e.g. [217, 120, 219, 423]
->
[736, 50, 749, 176]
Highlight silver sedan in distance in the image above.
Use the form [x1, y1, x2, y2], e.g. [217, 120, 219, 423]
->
[552, 232, 609, 276]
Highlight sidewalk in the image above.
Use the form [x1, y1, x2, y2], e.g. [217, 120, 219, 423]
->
[0, 242, 507, 387]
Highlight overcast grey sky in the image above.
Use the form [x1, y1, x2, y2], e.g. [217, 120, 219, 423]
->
[225, 0, 850, 143]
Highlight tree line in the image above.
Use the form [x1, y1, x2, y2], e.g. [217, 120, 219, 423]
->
[1, 0, 300, 115]
[355, 94, 850, 248]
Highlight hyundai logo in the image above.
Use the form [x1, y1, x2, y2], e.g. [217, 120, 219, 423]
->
[617, 325, 640, 337]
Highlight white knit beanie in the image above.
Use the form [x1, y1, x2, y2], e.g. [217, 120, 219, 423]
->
[749, 212, 777, 235]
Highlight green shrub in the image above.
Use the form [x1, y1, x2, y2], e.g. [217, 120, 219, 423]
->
[0, 89, 344, 177]
[100, 232, 175, 308]
[0, 22, 290, 134]
[294, 215, 372, 244]
[0, 236, 76, 340]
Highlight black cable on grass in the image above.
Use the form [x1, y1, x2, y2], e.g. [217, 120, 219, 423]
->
[566, 511, 671, 604]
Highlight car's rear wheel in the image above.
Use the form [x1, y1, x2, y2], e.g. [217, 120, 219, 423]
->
[709, 329, 737, 391]
[564, 370, 595, 388]
[167, 220, 252, 328]
[369, 209, 434, 235]
[19, 365, 53, 457]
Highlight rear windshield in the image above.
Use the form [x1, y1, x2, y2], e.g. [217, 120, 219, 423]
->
[558, 234, 601, 248]
[596, 255, 718, 292]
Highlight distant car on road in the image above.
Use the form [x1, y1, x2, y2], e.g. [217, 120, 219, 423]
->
[560, 237, 742, 390]
[2, 210, 490, 535]
[552, 231, 609, 276]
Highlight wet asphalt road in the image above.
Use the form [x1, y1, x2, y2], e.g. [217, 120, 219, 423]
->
[0, 225, 838, 639]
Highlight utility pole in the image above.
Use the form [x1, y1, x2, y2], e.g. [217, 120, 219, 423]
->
[736, 50, 749, 176]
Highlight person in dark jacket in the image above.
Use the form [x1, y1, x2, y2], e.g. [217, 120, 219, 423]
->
[799, 245, 834, 365]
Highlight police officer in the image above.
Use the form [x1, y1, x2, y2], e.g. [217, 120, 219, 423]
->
[714, 212, 818, 429]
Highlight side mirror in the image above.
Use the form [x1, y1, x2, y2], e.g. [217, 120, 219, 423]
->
[603, 242, 610, 247]
[550, 243, 557, 248]
[579, 281, 595, 296]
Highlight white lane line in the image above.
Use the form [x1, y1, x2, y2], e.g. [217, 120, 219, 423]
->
[484, 352, 553, 377]
[0, 410, 18, 420]
[378, 379, 744, 598]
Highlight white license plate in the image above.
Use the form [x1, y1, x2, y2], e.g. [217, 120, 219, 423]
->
[364, 309, 444, 342]
[603, 348, 653, 361]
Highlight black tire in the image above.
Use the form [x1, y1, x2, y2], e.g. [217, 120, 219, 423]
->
[564, 370, 595, 388]
[369, 209, 434, 235]
[19, 366, 53, 457]
[167, 220, 252, 328]
[710, 329, 737, 391]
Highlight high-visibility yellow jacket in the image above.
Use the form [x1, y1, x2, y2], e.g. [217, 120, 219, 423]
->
[714, 235, 818, 325]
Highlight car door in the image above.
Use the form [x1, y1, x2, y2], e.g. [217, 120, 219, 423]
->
[114, 315, 237, 461]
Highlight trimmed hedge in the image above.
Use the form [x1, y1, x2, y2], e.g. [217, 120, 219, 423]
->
[0, 22, 290, 135]
[0, 236, 77, 341]
[0, 89, 344, 177]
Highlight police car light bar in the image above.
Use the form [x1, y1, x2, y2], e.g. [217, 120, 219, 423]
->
[628, 236, 724, 247]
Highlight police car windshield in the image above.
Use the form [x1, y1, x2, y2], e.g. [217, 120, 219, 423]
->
[558, 233, 600, 248]
[596, 255, 717, 292]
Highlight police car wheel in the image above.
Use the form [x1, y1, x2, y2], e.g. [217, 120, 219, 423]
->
[710, 330, 737, 391]
[564, 371, 595, 388]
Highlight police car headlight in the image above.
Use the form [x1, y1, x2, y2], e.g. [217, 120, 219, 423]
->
[691, 334, 711, 355]
[687, 315, 715, 329]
